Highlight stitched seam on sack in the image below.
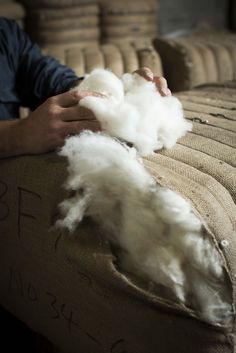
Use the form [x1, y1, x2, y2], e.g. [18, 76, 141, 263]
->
[185, 118, 236, 132]
[182, 103, 236, 118]
[184, 110, 236, 122]
[186, 110, 236, 122]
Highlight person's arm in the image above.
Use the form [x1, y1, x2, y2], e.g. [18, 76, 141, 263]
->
[0, 89, 101, 158]
[0, 67, 172, 158]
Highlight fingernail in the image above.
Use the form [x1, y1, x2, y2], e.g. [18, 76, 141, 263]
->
[146, 73, 153, 81]
[92, 92, 105, 98]
[161, 88, 169, 96]
[73, 90, 81, 98]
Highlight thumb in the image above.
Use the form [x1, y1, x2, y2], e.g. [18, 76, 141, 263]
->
[53, 90, 82, 108]
[54, 89, 105, 108]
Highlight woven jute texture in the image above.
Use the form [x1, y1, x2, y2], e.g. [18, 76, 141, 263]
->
[100, 43, 124, 77]
[154, 31, 236, 91]
[25, 4, 99, 21]
[101, 23, 156, 38]
[134, 46, 163, 78]
[100, 0, 158, 44]
[22, 2, 100, 49]
[19, 0, 96, 8]
[44, 41, 162, 78]
[42, 40, 99, 53]
[83, 45, 105, 75]
[101, 14, 156, 26]
[30, 27, 100, 45]
[99, 0, 158, 15]
[116, 43, 139, 74]
[0, 83, 235, 353]
[25, 16, 99, 31]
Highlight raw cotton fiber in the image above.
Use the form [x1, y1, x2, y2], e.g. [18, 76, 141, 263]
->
[76, 68, 191, 156]
[57, 131, 232, 326]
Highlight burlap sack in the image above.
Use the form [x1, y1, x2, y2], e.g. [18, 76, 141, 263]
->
[100, 0, 158, 15]
[100, 44, 124, 77]
[206, 43, 233, 82]
[175, 85, 236, 104]
[26, 16, 99, 31]
[116, 43, 139, 74]
[19, 0, 95, 8]
[26, 4, 99, 21]
[154, 37, 207, 91]
[44, 47, 66, 65]
[65, 47, 86, 77]
[83, 45, 105, 74]
[191, 41, 218, 83]
[30, 27, 100, 45]
[198, 33, 236, 81]
[154, 33, 236, 91]
[190, 32, 236, 82]
[102, 35, 153, 47]
[135, 46, 163, 77]
[0, 1, 25, 20]
[101, 14, 156, 26]
[101, 23, 156, 38]
[42, 40, 99, 52]
[0, 83, 235, 353]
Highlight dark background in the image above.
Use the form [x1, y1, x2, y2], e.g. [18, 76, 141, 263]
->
[158, 0, 230, 36]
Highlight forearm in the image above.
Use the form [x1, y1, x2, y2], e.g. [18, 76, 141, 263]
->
[0, 119, 28, 158]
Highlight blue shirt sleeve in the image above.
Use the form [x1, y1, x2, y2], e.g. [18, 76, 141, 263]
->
[2, 18, 80, 111]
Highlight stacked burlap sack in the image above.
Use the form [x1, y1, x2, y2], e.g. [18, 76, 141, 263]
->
[0, 81, 235, 353]
[18, 0, 100, 51]
[99, 0, 158, 46]
[0, 0, 25, 28]
[44, 40, 163, 78]
[154, 29, 236, 92]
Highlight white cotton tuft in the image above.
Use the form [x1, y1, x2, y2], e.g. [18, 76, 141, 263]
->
[57, 132, 232, 326]
[75, 69, 191, 156]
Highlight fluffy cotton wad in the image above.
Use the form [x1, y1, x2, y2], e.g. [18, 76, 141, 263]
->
[76, 68, 191, 156]
[57, 69, 232, 326]
[57, 130, 232, 327]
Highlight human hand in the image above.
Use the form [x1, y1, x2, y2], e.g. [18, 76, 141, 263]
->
[133, 67, 171, 97]
[16, 89, 101, 155]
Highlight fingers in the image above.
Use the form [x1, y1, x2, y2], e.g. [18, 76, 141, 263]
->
[153, 76, 171, 97]
[133, 67, 171, 97]
[63, 120, 101, 136]
[133, 67, 154, 81]
[53, 89, 104, 108]
[74, 90, 105, 99]
[53, 90, 82, 108]
[60, 105, 97, 122]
